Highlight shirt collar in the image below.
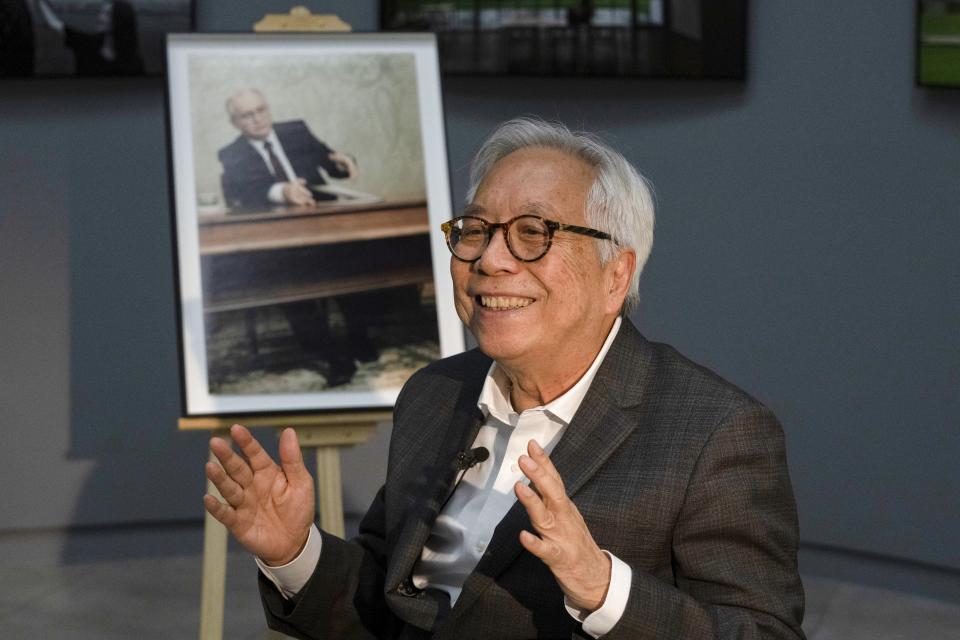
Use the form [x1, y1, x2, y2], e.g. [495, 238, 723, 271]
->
[477, 316, 622, 426]
[247, 130, 279, 150]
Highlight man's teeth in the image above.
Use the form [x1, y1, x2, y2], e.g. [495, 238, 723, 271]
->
[480, 296, 532, 310]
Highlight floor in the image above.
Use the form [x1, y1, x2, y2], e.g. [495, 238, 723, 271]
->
[1, 524, 958, 639]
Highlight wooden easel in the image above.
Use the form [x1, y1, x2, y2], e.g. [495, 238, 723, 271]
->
[183, 410, 388, 640]
[185, 13, 368, 640]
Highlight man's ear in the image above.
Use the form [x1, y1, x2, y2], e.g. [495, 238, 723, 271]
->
[604, 249, 636, 315]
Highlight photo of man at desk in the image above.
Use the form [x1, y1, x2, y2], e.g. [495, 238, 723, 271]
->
[218, 88, 359, 211]
[212, 87, 376, 387]
[175, 55, 447, 407]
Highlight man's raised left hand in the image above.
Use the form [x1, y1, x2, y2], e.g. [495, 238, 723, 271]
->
[515, 439, 612, 612]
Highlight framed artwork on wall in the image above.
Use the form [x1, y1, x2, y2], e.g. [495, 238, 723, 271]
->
[0, 0, 194, 77]
[166, 32, 463, 416]
[380, 0, 747, 79]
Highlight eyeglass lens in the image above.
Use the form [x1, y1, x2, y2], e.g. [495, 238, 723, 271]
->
[449, 216, 551, 261]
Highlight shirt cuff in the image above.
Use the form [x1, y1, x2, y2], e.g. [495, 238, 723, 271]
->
[563, 551, 632, 638]
[267, 182, 286, 204]
[255, 524, 322, 599]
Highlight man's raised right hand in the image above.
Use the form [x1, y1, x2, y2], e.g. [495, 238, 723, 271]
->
[204, 424, 315, 566]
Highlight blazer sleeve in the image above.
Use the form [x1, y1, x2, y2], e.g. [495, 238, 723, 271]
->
[258, 486, 402, 639]
[312, 136, 351, 180]
[258, 375, 426, 640]
[601, 407, 806, 640]
[282, 120, 351, 181]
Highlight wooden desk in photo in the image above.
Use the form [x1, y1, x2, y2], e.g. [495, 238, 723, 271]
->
[198, 200, 434, 313]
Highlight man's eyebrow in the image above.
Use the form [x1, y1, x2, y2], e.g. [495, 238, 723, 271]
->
[459, 201, 558, 218]
[460, 203, 486, 217]
[521, 201, 557, 217]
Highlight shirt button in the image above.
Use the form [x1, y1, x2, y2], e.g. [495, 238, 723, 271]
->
[475, 541, 487, 554]
[510, 463, 518, 473]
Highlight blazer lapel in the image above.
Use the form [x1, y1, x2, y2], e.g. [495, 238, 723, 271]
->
[384, 355, 490, 628]
[441, 321, 656, 624]
[386, 399, 484, 587]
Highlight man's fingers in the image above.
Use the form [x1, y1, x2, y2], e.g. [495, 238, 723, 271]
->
[515, 481, 556, 533]
[334, 154, 358, 177]
[282, 181, 315, 205]
[203, 494, 237, 529]
[230, 424, 276, 472]
[292, 180, 314, 198]
[519, 530, 562, 564]
[209, 437, 254, 488]
[528, 440, 565, 485]
[294, 190, 315, 205]
[278, 427, 309, 483]
[518, 451, 567, 507]
[205, 461, 245, 508]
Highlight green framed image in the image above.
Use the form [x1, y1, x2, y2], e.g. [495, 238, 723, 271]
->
[917, 0, 960, 88]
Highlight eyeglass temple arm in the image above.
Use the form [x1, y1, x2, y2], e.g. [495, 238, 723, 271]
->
[554, 222, 612, 240]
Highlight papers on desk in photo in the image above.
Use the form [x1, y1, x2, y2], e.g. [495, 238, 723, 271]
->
[310, 184, 384, 205]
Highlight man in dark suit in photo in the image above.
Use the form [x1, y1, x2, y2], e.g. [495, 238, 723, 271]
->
[214, 88, 372, 385]
[204, 118, 806, 638]
[218, 88, 357, 211]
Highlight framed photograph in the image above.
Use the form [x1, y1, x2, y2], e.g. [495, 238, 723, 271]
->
[1, 0, 193, 77]
[917, 0, 960, 88]
[380, 0, 747, 79]
[166, 32, 464, 416]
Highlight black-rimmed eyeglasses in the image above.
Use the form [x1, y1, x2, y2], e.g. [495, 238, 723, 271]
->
[440, 215, 612, 263]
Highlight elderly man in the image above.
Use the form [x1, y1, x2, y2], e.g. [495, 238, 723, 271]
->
[205, 119, 805, 638]
[218, 88, 357, 210]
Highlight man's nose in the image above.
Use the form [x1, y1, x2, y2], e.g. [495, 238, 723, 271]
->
[475, 227, 518, 274]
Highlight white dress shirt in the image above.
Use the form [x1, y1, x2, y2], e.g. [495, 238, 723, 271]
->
[246, 131, 298, 204]
[259, 317, 632, 638]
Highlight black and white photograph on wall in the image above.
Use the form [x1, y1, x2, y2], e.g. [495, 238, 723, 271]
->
[381, 0, 747, 78]
[0, 0, 193, 77]
[166, 33, 463, 416]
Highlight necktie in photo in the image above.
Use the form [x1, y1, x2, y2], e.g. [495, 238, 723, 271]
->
[263, 141, 292, 182]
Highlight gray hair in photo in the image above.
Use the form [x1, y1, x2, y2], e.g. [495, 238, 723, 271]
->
[466, 117, 655, 312]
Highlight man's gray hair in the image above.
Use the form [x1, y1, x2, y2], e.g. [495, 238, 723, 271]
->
[466, 117, 655, 312]
[224, 88, 266, 117]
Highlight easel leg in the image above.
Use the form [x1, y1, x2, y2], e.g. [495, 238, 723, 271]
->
[315, 445, 345, 538]
[200, 442, 228, 640]
[263, 446, 343, 639]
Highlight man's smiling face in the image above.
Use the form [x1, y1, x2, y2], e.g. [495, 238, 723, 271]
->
[452, 146, 621, 372]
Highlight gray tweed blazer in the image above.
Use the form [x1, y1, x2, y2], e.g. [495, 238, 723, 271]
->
[260, 320, 806, 639]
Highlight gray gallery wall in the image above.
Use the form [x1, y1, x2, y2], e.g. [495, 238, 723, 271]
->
[0, 0, 957, 577]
